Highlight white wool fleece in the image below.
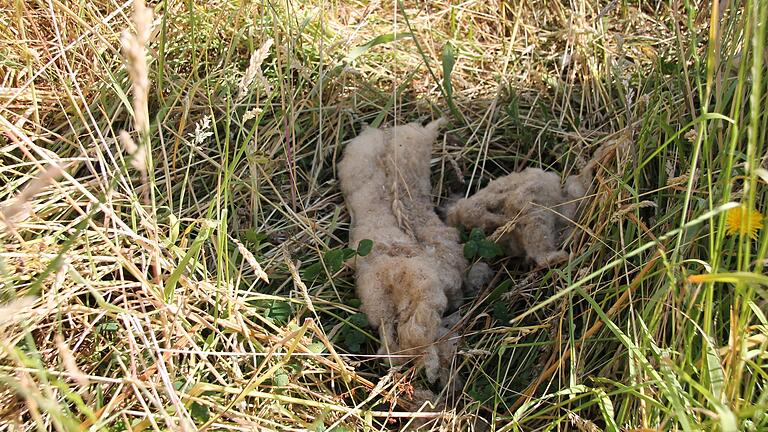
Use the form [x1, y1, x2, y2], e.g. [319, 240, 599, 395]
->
[338, 119, 467, 384]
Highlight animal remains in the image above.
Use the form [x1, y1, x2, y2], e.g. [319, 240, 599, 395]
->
[337, 119, 467, 385]
[447, 141, 622, 267]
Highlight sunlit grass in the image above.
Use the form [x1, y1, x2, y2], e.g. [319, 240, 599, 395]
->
[0, 0, 765, 430]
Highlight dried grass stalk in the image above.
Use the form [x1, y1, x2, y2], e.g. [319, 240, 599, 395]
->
[120, 0, 153, 137]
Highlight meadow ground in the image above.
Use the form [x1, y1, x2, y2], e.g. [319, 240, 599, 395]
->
[0, 0, 766, 430]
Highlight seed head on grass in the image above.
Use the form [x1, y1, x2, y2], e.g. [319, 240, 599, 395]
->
[238, 38, 274, 100]
[119, 0, 158, 281]
[0, 296, 37, 326]
[725, 205, 763, 239]
[119, 130, 146, 173]
[120, 0, 152, 137]
[0, 164, 62, 233]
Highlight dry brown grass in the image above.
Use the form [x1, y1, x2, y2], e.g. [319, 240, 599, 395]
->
[1, 0, 766, 431]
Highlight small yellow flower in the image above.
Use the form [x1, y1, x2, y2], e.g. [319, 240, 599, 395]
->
[725, 205, 764, 239]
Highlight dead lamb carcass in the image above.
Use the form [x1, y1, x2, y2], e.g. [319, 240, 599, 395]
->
[337, 119, 467, 384]
[447, 142, 621, 267]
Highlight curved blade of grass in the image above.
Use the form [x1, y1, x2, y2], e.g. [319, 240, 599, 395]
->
[579, 288, 695, 431]
[164, 221, 215, 301]
[636, 112, 734, 172]
[345, 32, 413, 63]
[686, 272, 768, 286]
[595, 388, 619, 432]
[397, 0, 466, 124]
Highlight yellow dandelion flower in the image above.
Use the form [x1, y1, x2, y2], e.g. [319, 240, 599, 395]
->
[725, 205, 764, 239]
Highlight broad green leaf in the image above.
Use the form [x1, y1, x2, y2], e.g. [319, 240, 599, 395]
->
[341, 313, 369, 352]
[342, 248, 357, 260]
[356, 239, 373, 256]
[458, 225, 469, 243]
[204, 333, 215, 349]
[477, 239, 503, 259]
[343, 329, 366, 352]
[309, 419, 326, 432]
[463, 241, 479, 259]
[244, 228, 269, 245]
[348, 313, 369, 328]
[266, 300, 292, 324]
[274, 371, 290, 387]
[190, 401, 210, 422]
[303, 262, 323, 280]
[97, 321, 119, 332]
[469, 227, 485, 242]
[323, 249, 345, 273]
[488, 280, 513, 302]
[308, 342, 326, 353]
[468, 376, 494, 402]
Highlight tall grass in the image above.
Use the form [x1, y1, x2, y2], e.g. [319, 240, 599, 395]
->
[0, 0, 765, 430]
